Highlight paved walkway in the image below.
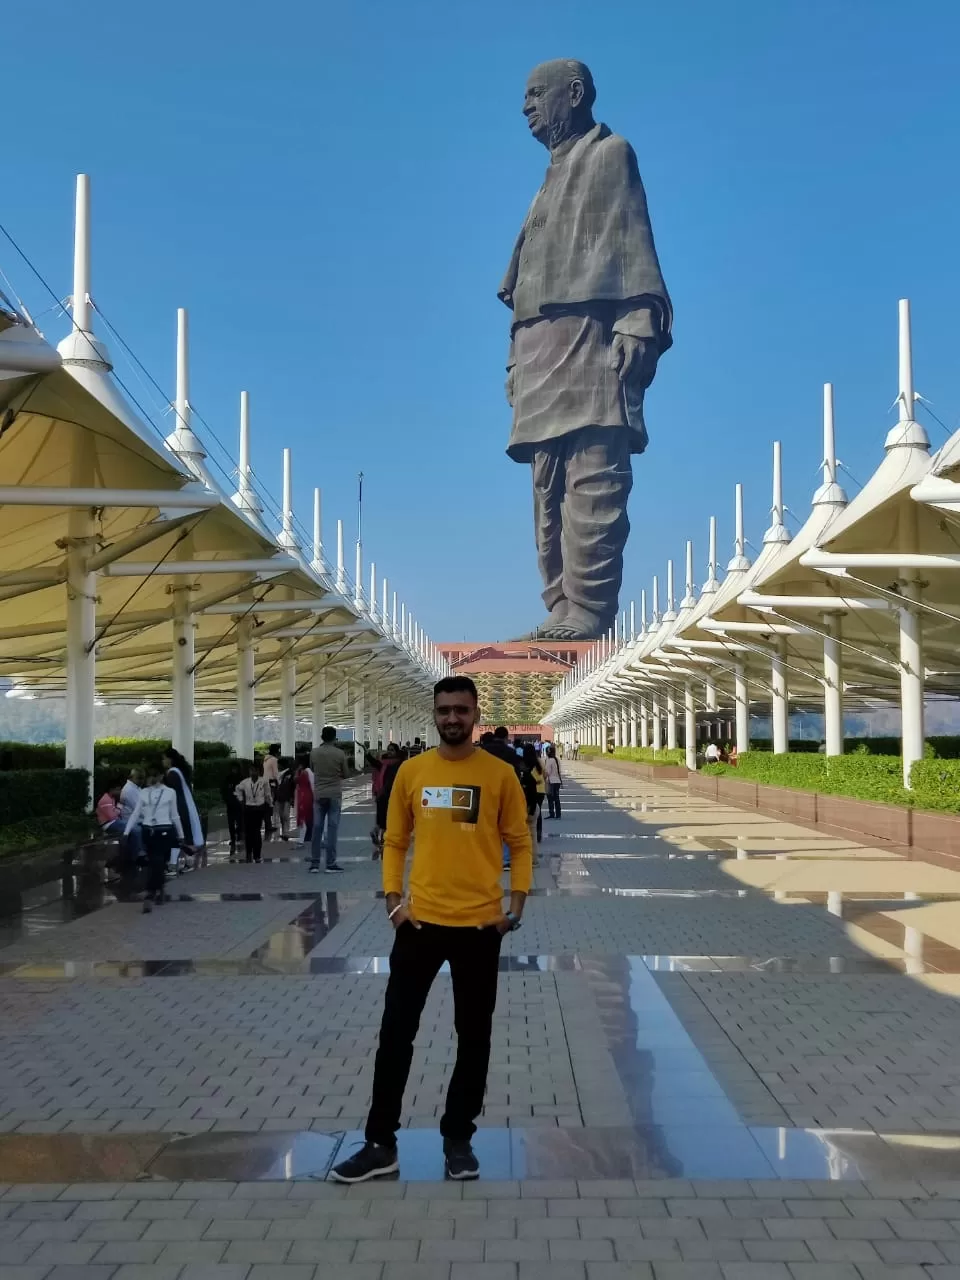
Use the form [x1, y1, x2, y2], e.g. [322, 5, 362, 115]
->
[5, 762, 960, 1276]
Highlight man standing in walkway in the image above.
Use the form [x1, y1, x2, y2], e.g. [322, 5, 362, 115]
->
[330, 675, 532, 1183]
[309, 726, 348, 873]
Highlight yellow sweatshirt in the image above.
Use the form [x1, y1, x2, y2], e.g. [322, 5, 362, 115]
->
[382, 747, 533, 927]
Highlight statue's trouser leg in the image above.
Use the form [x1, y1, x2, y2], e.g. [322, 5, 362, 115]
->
[531, 445, 566, 613]
[560, 427, 633, 627]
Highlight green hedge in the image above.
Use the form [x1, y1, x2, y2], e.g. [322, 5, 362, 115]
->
[702, 751, 910, 807]
[0, 769, 89, 827]
[0, 739, 231, 770]
[0, 813, 95, 860]
[580, 745, 686, 766]
[745, 736, 960, 759]
[909, 759, 960, 814]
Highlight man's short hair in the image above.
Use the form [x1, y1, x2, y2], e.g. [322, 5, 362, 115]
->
[493, 726, 509, 740]
[433, 675, 478, 703]
[321, 725, 337, 743]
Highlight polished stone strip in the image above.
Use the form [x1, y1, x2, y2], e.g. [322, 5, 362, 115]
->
[0, 951, 915, 978]
[3, 1122, 960, 1182]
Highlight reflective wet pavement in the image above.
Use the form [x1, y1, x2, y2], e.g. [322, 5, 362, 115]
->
[7, 762, 960, 1197]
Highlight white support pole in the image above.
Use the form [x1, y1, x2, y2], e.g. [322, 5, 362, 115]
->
[64, 511, 97, 799]
[705, 678, 718, 712]
[682, 540, 696, 609]
[772, 639, 789, 755]
[735, 662, 750, 753]
[684, 682, 696, 772]
[629, 701, 638, 748]
[640, 697, 649, 749]
[730, 483, 750, 571]
[280, 652, 296, 756]
[279, 448, 297, 550]
[312, 487, 323, 570]
[664, 560, 676, 619]
[171, 584, 195, 765]
[650, 693, 662, 751]
[900, 581, 925, 788]
[823, 614, 844, 757]
[235, 617, 255, 760]
[704, 514, 720, 593]
[392, 592, 398, 640]
[233, 391, 262, 515]
[311, 671, 327, 748]
[369, 562, 376, 621]
[355, 539, 363, 608]
[614, 706, 623, 749]
[666, 690, 677, 749]
[71, 174, 92, 334]
[382, 577, 389, 631]
[899, 297, 915, 423]
[353, 686, 365, 767]
[336, 520, 345, 593]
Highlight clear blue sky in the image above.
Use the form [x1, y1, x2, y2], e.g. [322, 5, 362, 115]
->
[4, 0, 959, 641]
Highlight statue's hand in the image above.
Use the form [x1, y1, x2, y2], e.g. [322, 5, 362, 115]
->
[612, 334, 658, 389]
[505, 364, 517, 408]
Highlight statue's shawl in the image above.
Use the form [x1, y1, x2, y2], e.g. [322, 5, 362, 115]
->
[499, 123, 672, 352]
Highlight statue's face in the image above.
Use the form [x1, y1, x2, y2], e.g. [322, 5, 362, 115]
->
[523, 63, 578, 147]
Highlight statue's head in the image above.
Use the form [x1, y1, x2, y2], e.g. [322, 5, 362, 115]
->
[523, 59, 596, 150]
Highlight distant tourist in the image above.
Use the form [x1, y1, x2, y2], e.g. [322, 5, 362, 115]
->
[309, 726, 349, 873]
[704, 741, 721, 764]
[294, 756, 314, 847]
[124, 762, 183, 913]
[235, 761, 268, 864]
[262, 744, 281, 837]
[162, 748, 204, 871]
[221, 761, 245, 860]
[117, 767, 144, 862]
[275, 757, 295, 841]
[371, 743, 403, 860]
[96, 779, 127, 844]
[543, 744, 563, 819]
[522, 744, 545, 846]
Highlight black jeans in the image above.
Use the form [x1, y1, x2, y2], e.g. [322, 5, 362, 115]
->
[225, 796, 243, 850]
[143, 825, 176, 897]
[365, 922, 503, 1147]
[547, 783, 562, 818]
[242, 808, 263, 862]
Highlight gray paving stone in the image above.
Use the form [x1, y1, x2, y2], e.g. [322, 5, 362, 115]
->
[178, 1267, 251, 1280]
[91, 1249, 162, 1267]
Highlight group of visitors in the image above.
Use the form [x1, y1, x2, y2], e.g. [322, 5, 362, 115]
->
[221, 745, 320, 865]
[95, 747, 204, 912]
[703, 741, 738, 766]
[474, 728, 563, 865]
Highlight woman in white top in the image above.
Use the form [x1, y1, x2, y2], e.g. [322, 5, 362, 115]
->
[543, 744, 563, 819]
[125, 764, 184, 912]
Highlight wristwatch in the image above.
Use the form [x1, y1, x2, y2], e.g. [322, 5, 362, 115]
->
[505, 911, 522, 932]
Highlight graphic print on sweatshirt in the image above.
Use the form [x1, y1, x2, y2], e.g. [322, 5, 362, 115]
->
[420, 786, 481, 825]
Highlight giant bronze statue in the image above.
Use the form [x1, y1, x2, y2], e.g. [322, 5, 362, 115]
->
[499, 59, 672, 640]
